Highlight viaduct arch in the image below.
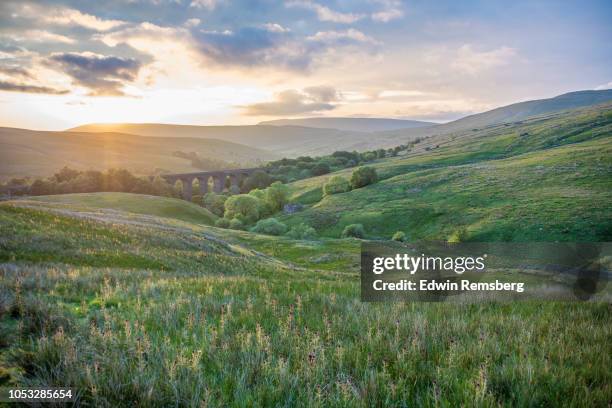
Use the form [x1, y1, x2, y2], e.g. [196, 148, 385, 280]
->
[161, 168, 264, 201]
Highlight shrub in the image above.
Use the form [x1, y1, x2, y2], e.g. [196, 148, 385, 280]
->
[342, 223, 365, 239]
[250, 218, 287, 236]
[229, 218, 244, 230]
[264, 182, 289, 213]
[286, 223, 317, 240]
[242, 170, 273, 192]
[203, 193, 227, 217]
[392, 231, 407, 242]
[224, 194, 261, 224]
[215, 218, 230, 228]
[448, 227, 468, 243]
[323, 176, 351, 196]
[191, 194, 204, 205]
[311, 162, 331, 176]
[350, 166, 378, 189]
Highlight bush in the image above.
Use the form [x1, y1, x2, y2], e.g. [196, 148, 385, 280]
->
[342, 223, 365, 239]
[264, 182, 289, 213]
[242, 170, 273, 192]
[191, 194, 204, 205]
[250, 218, 287, 236]
[392, 231, 407, 242]
[203, 193, 227, 217]
[224, 194, 261, 224]
[311, 162, 331, 176]
[286, 223, 317, 240]
[229, 218, 245, 230]
[448, 227, 468, 243]
[215, 218, 230, 228]
[350, 166, 378, 189]
[323, 176, 351, 196]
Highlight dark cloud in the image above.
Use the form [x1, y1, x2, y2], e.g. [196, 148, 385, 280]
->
[48, 52, 142, 96]
[243, 87, 339, 116]
[191, 26, 311, 70]
[0, 66, 33, 79]
[0, 80, 68, 94]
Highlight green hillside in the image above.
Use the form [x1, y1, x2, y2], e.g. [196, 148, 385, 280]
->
[1, 197, 610, 406]
[282, 104, 612, 241]
[0, 127, 276, 180]
[22, 192, 217, 225]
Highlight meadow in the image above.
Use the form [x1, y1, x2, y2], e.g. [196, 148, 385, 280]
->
[0, 103, 611, 406]
[0, 197, 610, 406]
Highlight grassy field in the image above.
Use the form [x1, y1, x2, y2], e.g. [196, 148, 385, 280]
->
[0, 197, 611, 406]
[1, 103, 611, 406]
[283, 105, 612, 241]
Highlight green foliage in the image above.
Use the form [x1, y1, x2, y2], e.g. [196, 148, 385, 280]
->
[229, 218, 244, 230]
[392, 231, 407, 242]
[264, 182, 289, 213]
[224, 194, 260, 224]
[323, 176, 351, 196]
[203, 192, 228, 217]
[242, 170, 273, 192]
[448, 227, 469, 243]
[311, 162, 331, 176]
[250, 218, 287, 236]
[215, 217, 230, 228]
[285, 223, 317, 240]
[341, 223, 365, 238]
[350, 166, 378, 189]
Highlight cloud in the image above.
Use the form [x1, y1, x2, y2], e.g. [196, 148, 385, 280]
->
[48, 52, 142, 96]
[191, 26, 310, 70]
[307, 29, 378, 45]
[594, 81, 612, 90]
[243, 86, 340, 116]
[451, 44, 517, 75]
[0, 80, 68, 94]
[15, 4, 126, 31]
[0, 65, 33, 79]
[286, 1, 364, 24]
[371, 0, 404, 22]
[190, 0, 217, 10]
[6, 29, 75, 44]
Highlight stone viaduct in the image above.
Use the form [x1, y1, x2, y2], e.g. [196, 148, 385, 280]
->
[161, 168, 264, 201]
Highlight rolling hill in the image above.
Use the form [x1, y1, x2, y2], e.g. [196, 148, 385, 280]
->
[281, 102, 612, 242]
[0, 127, 276, 180]
[258, 117, 435, 132]
[69, 89, 612, 158]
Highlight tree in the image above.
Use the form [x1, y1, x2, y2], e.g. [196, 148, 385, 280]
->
[215, 218, 230, 228]
[342, 224, 365, 239]
[224, 194, 261, 223]
[250, 218, 288, 236]
[392, 231, 407, 242]
[311, 162, 331, 176]
[264, 182, 289, 213]
[323, 176, 351, 196]
[229, 218, 245, 230]
[286, 223, 317, 240]
[241, 170, 273, 192]
[53, 166, 80, 183]
[350, 166, 378, 189]
[204, 192, 228, 217]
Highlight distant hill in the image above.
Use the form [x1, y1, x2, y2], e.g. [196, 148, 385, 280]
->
[0, 127, 276, 180]
[257, 117, 435, 132]
[69, 90, 612, 158]
[68, 123, 370, 157]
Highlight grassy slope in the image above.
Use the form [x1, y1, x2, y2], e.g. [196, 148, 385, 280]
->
[0, 127, 276, 180]
[283, 104, 612, 241]
[21, 192, 217, 226]
[1, 201, 610, 406]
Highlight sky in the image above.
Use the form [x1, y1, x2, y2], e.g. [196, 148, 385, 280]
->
[0, 0, 610, 130]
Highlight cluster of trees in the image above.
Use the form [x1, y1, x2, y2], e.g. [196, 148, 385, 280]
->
[265, 147, 396, 183]
[3, 167, 178, 198]
[322, 166, 378, 197]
